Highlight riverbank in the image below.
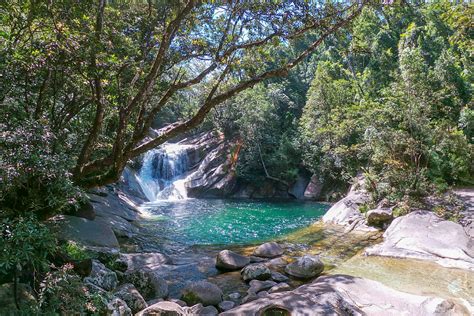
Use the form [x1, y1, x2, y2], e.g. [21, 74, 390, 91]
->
[40, 183, 474, 315]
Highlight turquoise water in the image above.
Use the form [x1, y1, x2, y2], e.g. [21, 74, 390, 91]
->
[139, 199, 329, 246]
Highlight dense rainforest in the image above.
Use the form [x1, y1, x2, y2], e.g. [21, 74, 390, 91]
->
[0, 0, 472, 314]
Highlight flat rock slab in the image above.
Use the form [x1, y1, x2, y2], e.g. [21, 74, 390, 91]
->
[365, 211, 474, 270]
[221, 274, 471, 315]
[121, 253, 170, 271]
[50, 215, 119, 248]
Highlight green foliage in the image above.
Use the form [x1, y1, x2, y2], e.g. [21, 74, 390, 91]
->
[299, 3, 473, 201]
[38, 263, 107, 314]
[0, 215, 56, 277]
[0, 121, 83, 218]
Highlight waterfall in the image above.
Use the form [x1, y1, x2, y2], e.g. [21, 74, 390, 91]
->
[136, 143, 192, 201]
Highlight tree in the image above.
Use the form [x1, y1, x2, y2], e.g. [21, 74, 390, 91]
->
[0, 0, 366, 188]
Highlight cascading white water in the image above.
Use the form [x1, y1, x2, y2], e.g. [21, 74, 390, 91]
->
[136, 143, 192, 201]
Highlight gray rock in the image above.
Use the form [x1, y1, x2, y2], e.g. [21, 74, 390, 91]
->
[50, 215, 119, 248]
[123, 269, 168, 300]
[218, 300, 236, 312]
[241, 263, 272, 281]
[284, 255, 324, 279]
[114, 283, 147, 314]
[220, 274, 469, 315]
[265, 257, 287, 268]
[366, 207, 394, 228]
[120, 252, 170, 271]
[288, 173, 310, 200]
[168, 298, 187, 307]
[228, 292, 241, 301]
[84, 260, 118, 291]
[304, 175, 323, 200]
[136, 301, 185, 316]
[107, 297, 132, 316]
[366, 211, 474, 270]
[181, 281, 223, 306]
[322, 192, 377, 232]
[89, 193, 140, 222]
[187, 304, 219, 315]
[216, 250, 250, 270]
[249, 256, 267, 263]
[248, 280, 277, 293]
[268, 283, 291, 294]
[95, 214, 139, 238]
[270, 271, 289, 282]
[241, 292, 258, 304]
[253, 242, 284, 258]
[257, 291, 269, 298]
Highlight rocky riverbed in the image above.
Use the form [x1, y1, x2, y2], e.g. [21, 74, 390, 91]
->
[41, 177, 474, 315]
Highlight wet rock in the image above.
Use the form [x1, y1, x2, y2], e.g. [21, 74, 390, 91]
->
[137, 301, 185, 316]
[73, 200, 96, 220]
[241, 263, 272, 281]
[120, 252, 170, 271]
[106, 297, 132, 316]
[218, 300, 236, 312]
[366, 211, 474, 270]
[268, 283, 291, 294]
[366, 208, 394, 228]
[181, 281, 223, 306]
[84, 260, 118, 291]
[253, 242, 284, 258]
[123, 269, 168, 300]
[288, 172, 310, 200]
[248, 280, 277, 293]
[228, 292, 241, 301]
[113, 283, 147, 314]
[285, 255, 324, 279]
[216, 250, 250, 270]
[270, 271, 289, 282]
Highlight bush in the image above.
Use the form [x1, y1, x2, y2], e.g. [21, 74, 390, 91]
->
[0, 121, 82, 219]
[38, 264, 107, 314]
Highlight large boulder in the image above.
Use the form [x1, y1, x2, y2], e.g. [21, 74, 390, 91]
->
[216, 250, 250, 270]
[123, 269, 169, 300]
[284, 255, 324, 279]
[288, 172, 310, 200]
[114, 283, 147, 314]
[303, 175, 323, 200]
[241, 264, 272, 281]
[366, 207, 394, 228]
[84, 260, 118, 291]
[253, 242, 283, 258]
[181, 281, 223, 306]
[50, 215, 119, 248]
[106, 297, 132, 316]
[218, 301, 236, 312]
[366, 211, 474, 270]
[221, 274, 470, 315]
[137, 301, 185, 316]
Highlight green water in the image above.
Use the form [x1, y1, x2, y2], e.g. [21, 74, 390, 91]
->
[139, 199, 329, 247]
